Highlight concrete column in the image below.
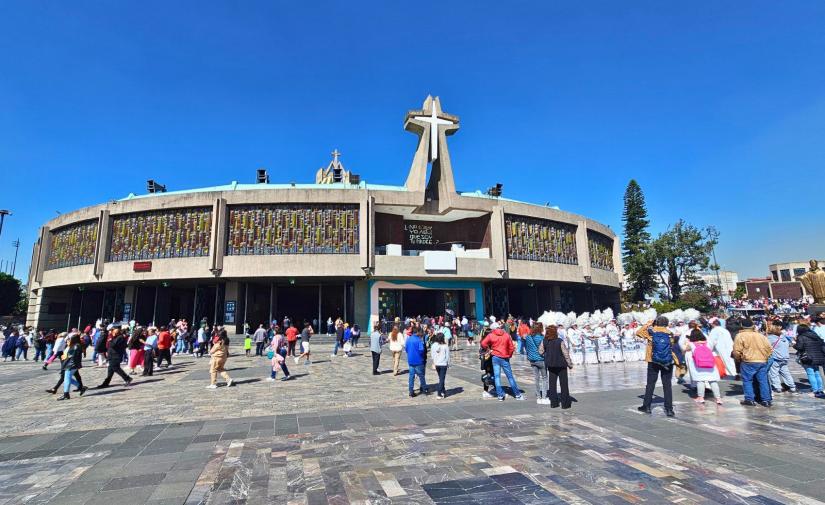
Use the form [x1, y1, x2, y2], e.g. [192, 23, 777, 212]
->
[552, 285, 562, 311]
[611, 234, 623, 286]
[368, 195, 376, 271]
[34, 226, 50, 284]
[576, 221, 591, 280]
[94, 210, 111, 277]
[210, 198, 227, 274]
[490, 206, 508, 276]
[359, 198, 369, 272]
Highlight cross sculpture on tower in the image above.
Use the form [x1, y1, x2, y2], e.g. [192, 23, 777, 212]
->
[403, 96, 460, 201]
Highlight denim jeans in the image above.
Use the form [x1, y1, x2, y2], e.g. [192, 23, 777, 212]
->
[63, 369, 80, 394]
[768, 359, 796, 391]
[408, 364, 427, 394]
[740, 362, 771, 402]
[15, 347, 27, 360]
[435, 365, 448, 396]
[492, 356, 521, 399]
[530, 361, 548, 398]
[332, 341, 340, 356]
[175, 338, 186, 354]
[803, 365, 824, 393]
[34, 347, 46, 361]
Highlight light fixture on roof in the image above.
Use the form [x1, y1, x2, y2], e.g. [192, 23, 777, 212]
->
[256, 168, 269, 184]
[487, 183, 503, 197]
[147, 180, 167, 193]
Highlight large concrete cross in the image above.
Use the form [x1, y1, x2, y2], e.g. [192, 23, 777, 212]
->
[413, 103, 456, 161]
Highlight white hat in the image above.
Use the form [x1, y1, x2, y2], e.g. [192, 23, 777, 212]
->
[490, 322, 501, 330]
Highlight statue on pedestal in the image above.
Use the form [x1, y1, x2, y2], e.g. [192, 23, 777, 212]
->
[795, 259, 825, 304]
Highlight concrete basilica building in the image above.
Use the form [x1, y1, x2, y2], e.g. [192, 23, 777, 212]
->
[26, 96, 622, 333]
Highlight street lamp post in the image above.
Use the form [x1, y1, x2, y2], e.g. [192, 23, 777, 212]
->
[0, 210, 10, 240]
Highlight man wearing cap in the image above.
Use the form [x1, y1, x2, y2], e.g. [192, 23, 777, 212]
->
[732, 318, 773, 407]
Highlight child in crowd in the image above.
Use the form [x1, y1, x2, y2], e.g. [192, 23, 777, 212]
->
[244, 334, 252, 357]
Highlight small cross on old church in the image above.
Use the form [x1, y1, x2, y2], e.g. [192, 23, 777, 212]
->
[331, 149, 341, 164]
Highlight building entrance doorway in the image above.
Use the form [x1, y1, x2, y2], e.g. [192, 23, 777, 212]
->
[378, 289, 469, 320]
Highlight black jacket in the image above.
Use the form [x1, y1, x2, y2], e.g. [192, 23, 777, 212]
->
[108, 335, 128, 362]
[94, 331, 108, 353]
[794, 329, 825, 367]
[60, 344, 83, 371]
[544, 338, 571, 369]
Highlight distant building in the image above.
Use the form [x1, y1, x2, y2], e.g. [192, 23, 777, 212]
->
[769, 261, 825, 283]
[737, 259, 825, 300]
[699, 270, 739, 295]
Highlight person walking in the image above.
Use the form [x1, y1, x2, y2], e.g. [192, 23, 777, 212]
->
[766, 320, 797, 394]
[127, 328, 145, 375]
[405, 330, 428, 397]
[480, 323, 525, 401]
[253, 324, 267, 357]
[733, 318, 774, 407]
[351, 324, 361, 349]
[370, 324, 384, 375]
[636, 316, 677, 417]
[96, 328, 132, 388]
[685, 329, 723, 405]
[285, 324, 299, 357]
[793, 322, 825, 398]
[544, 325, 573, 408]
[388, 326, 405, 376]
[267, 330, 291, 381]
[15, 332, 29, 361]
[56, 334, 87, 400]
[332, 322, 344, 357]
[430, 333, 451, 398]
[43, 332, 68, 370]
[33, 330, 47, 362]
[523, 322, 548, 404]
[196, 324, 209, 358]
[142, 328, 158, 377]
[294, 323, 313, 365]
[93, 327, 108, 367]
[156, 326, 172, 368]
[207, 330, 233, 389]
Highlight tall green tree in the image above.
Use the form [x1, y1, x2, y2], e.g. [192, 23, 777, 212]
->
[649, 220, 719, 301]
[621, 180, 656, 301]
[0, 273, 25, 316]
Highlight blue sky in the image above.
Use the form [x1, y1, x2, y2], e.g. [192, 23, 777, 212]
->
[1, 1, 824, 281]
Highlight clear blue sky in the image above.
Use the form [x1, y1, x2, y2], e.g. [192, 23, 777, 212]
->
[1, 1, 824, 281]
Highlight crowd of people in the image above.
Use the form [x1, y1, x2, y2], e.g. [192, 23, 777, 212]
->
[2, 306, 825, 417]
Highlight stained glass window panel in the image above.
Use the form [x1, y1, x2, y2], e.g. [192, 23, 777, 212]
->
[46, 220, 99, 270]
[226, 204, 359, 255]
[588, 231, 615, 271]
[108, 207, 212, 262]
[503, 215, 578, 264]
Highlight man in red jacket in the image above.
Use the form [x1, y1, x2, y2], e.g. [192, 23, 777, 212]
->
[156, 326, 173, 368]
[481, 323, 525, 401]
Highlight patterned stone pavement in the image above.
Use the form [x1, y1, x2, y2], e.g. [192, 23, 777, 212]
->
[0, 340, 824, 504]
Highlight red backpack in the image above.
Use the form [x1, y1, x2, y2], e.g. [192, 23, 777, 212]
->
[693, 342, 715, 368]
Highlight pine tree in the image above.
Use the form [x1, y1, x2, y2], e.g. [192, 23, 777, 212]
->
[622, 180, 656, 301]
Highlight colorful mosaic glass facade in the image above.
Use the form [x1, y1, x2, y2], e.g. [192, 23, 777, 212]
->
[504, 215, 577, 264]
[46, 220, 99, 270]
[588, 231, 615, 271]
[227, 204, 359, 255]
[108, 208, 212, 262]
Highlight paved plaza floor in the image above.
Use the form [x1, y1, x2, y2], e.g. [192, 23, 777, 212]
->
[0, 341, 824, 504]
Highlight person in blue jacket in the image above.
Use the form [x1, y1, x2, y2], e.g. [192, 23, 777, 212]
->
[405, 330, 428, 397]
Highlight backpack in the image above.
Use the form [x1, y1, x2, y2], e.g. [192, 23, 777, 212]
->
[650, 330, 673, 366]
[692, 342, 715, 368]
